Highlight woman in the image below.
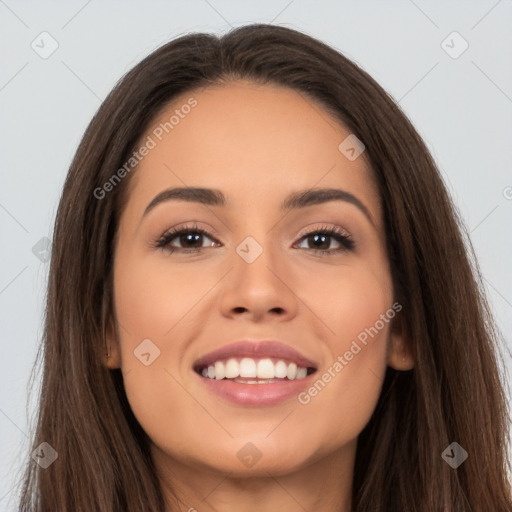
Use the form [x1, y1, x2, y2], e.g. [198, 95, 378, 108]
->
[17, 23, 512, 511]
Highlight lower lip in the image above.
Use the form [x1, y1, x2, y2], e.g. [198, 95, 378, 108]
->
[196, 372, 316, 406]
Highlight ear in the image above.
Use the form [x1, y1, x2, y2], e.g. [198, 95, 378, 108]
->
[387, 309, 414, 371]
[101, 314, 122, 370]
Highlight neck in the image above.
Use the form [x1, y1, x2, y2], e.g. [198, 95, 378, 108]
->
[152, 441, 356, 512]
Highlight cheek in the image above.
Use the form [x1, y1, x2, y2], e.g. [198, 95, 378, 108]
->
[111, 252, 200, 445]
[113, 251, 216, 349]
[295, 262, 392, 441]
[303, 253, 393, 346]
[111, 251, 223, 431]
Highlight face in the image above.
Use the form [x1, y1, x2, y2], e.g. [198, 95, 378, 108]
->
[105, 80, 413, 478]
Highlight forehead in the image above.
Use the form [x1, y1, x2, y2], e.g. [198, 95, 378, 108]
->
[122, 80, 380, 223]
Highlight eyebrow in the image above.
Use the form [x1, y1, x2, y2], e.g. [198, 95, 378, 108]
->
[142, 186, 375, 226]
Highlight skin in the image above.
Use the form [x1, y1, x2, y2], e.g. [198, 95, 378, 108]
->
[104, 80, 414, 512]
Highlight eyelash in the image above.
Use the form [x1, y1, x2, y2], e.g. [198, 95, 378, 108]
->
[154, 223, 355, 257]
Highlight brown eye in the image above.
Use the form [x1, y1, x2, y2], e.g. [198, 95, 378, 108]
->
[155, 225, 219, 253]
[295, 226, 355, 255]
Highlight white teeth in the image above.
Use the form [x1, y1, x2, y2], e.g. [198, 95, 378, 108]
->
[296, 367, 307, 380]
[239, 357, 257, 378]
[225, 359, 239, 379]
[287, 362, 297, 380]
[214, 361, 225, 380]
[275, 360, 288, 378]
[256, 358, 275, 379]
[199, 357, 311, 381]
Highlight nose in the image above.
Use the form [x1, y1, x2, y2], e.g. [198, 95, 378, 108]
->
[219, 239, 299, 323]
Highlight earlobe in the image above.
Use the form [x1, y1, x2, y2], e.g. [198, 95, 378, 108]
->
[101, 317, 121, 370]
[387, 314, 415, 371]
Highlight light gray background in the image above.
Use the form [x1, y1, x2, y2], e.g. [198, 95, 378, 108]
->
[1, 1, 511, 510]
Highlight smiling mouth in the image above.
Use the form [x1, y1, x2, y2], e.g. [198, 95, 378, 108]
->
[194, 356, 317, 383]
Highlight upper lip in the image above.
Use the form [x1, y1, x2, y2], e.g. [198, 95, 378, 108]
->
[193, 340, 318, 370]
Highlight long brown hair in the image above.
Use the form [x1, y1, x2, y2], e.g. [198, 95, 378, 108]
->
[16, 23, 512, 511]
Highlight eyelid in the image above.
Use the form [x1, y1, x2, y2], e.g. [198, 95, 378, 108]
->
[159, 221, 220, 239]
[295, 223, 351, 240]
